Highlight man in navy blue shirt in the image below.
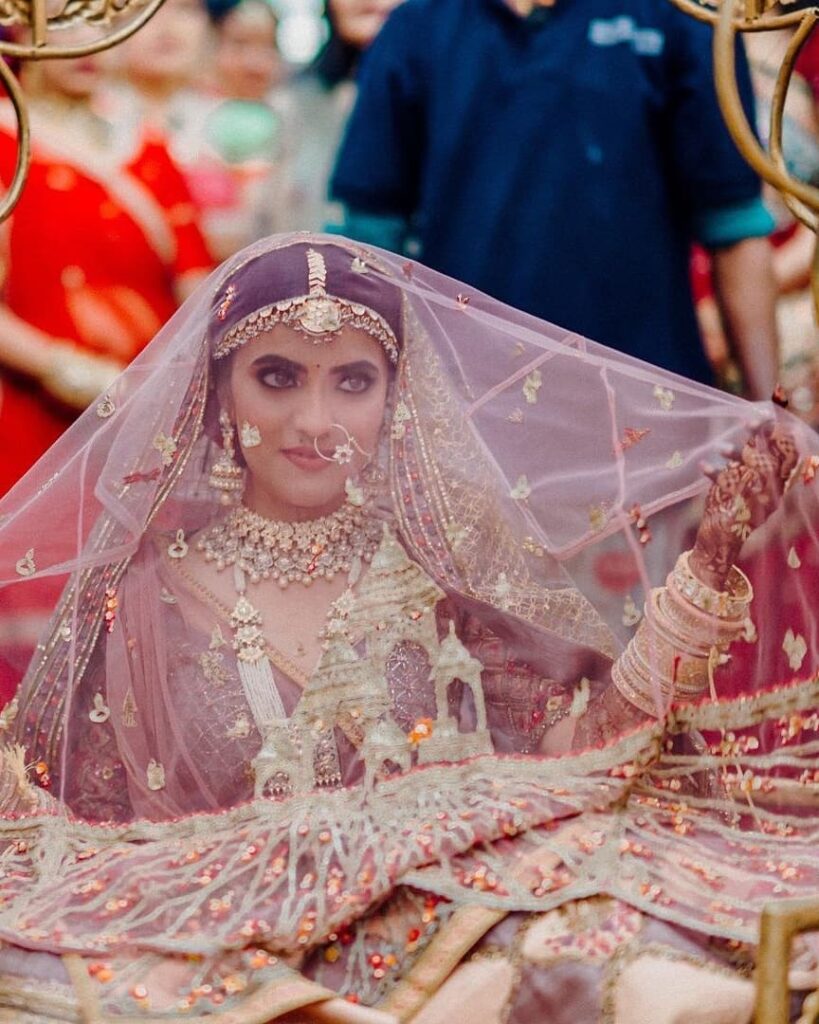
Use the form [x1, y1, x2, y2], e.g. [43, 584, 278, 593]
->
[330, 0, 779, 396]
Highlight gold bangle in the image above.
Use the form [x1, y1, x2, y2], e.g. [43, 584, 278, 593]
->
[669, 550, 753, 618]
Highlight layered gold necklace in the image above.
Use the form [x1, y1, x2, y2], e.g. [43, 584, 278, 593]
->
[196, 501, 382, 588]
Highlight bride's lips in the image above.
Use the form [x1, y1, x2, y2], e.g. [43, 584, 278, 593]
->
[280, 447, 331, 472]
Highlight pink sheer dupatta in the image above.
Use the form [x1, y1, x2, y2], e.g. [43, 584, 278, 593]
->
[0, 235, 817, 1020]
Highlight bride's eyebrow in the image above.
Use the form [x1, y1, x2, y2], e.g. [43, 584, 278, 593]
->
[330, 359, 379, 376]
[250, 354, 305, 373]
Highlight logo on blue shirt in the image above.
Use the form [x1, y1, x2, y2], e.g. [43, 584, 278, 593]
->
[588, 16, 665, 56]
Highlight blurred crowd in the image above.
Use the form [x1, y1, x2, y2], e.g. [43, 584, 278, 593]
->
[2, 0, 819, 499]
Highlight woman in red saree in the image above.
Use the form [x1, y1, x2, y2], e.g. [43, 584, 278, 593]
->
[0, 33, 213, 701]
[0, 33, 213, 497]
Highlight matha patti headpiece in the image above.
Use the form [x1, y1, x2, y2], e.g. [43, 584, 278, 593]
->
[212, 246, 400, 364]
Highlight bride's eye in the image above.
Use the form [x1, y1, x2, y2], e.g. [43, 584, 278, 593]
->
[338, 373, 374, 394]
[259, 368, 298, 389]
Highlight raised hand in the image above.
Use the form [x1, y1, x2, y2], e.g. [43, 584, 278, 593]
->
[690, 422, 798, 591]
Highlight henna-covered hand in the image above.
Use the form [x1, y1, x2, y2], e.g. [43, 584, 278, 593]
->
[690, 422, 798, 591]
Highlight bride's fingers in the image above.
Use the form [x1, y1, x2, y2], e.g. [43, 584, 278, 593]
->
[717, 444, 742, 462]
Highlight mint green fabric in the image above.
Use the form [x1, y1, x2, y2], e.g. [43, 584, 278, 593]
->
[695, 197, 775, 249]
[207, 100, 282, 164]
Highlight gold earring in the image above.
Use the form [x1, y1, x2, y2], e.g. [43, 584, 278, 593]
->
[209, 411, 244, 503]
[240, 421, 262, 448]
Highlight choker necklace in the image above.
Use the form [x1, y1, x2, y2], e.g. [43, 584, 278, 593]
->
[197, 501, 382, 587]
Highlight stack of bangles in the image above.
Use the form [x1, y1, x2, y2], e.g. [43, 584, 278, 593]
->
[612, 550, 753, 717]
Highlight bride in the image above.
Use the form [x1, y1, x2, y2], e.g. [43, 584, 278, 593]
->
[0, 234, 817, 1023]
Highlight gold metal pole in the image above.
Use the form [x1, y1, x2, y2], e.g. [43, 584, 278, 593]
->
[0, 54, 30, 224]
[769, 8, 819, 230]
[667, 0, 810, 31]
[0, 0, 169, 61]
[713, 0, 819, 211]
[30, 0, 47, 49]
[755, 900, 819, 1024]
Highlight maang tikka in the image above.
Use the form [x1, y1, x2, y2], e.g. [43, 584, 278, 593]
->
[208, 411, 244, 503]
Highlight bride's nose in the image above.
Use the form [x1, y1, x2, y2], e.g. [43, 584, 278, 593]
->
[291, 381, 334, 440]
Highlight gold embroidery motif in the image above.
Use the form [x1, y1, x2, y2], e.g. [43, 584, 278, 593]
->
[227, 714, 251, 739]
[15, 550, 36, 577]
[783, 629, 808, 671]
[89, 694, 111, 724]
[121, 689, 138, 728]
[522, 370, 543, 405]
[167, 529, 188, 560]
[588, 504, 607, 532]
[510, 475, 531, 501]
[0, 697, 18, 735]
[622, 595, 641, 627]
[199, 649, 231, 686]
[96, 395, 115, 418]
[392, 401, 411, 440]
[152, 433, 177, 467]
[146, 759, 165, 791]
[494, 573, 513, 609]
[522, 536, 545, 557]
[445, 522, 469, 550]
[653, 384, 675, 410]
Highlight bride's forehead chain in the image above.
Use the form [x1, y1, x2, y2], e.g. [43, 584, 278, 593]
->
[211, 247, 400, 364]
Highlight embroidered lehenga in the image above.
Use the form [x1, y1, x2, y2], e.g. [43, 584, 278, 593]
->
[0, 235, 819, 1023]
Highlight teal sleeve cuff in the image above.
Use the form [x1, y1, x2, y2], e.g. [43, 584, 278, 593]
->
[694, 197, 776, 249]
[324, 205, 409, 255]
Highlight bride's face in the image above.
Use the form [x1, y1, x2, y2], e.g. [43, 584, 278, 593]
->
[226, 323, 391, 521]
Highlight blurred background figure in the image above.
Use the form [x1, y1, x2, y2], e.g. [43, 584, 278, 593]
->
[0, 24, 213, 698]
[694, 24, 819, 423]
[0, 24, 213, 497]
[113, 0, 210, 136]
[111, 0, 232, 249]
[330, 0, 780, 401]
[329, 0, 400, 48]
[114, 0, 302, 257]
[199, 0, 298, 257]
[287, 0, 402, 230]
